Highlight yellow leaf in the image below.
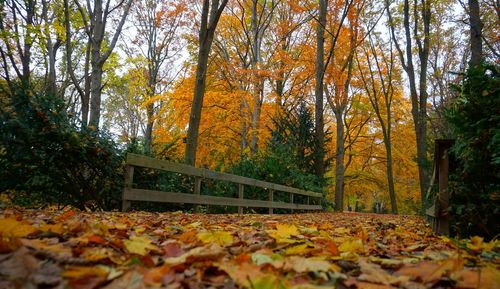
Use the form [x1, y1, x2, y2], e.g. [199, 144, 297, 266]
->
[334, 227, 350, 234]
[466, 236, 498, 252]
[251, 274, 286, 289]
[40, 223, 65, 235]
[197, 231, 233, 246]
[81, 247, 114, 261]
[123, 235, 159, 256]
[63, 266, 108, 279]
[285, 243, 311, 255]
[0, 218, 38, 238]
[267, 224, 299, 242]
[283, 256, 331, 273]
[339, 238, 364, 253]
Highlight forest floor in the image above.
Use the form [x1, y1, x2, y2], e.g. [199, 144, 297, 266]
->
[0, 208, 499, 289]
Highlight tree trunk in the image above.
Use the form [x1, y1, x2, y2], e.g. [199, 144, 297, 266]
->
[315, 0, 327, 178]
[334, 109, 345, 211]
[468, 0, 483, 66]
[88, 0, 104, 128]
[89, 61, 103, 127]
[144, 100, 154, 152]
[184, 0, 228, 166]
[185, 32, 214, 165]
[249, 0, 262, 156]
[387, 0, 431, 212]
[21, 0, 35, 87]
[47, 44, 57, 96]
[384, 133, 398, 214]
[240, 100, 248, 155]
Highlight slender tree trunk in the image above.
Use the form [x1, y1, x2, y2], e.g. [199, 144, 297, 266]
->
[315, 0, 327, 179]
[240, 100, 248, 155]
[334, 109, 345, 211]
[468, 0, 483, 66]
[89, 61, 103, 127]
[88, 0, 104, 128]
[185, 32, 213, 165]
[144, 100, 154, 151]
[387, 0, 431, 211]
[144, 71, 156, 151]
[21, 0, 35, 87]
[383, 132, 398, 214]
[249, 0, 262, 156]
[249, 84, 262, 155]
[47, 46, 57, 96]
[42, 0, 58, 97]
[185, 0, 228, 165]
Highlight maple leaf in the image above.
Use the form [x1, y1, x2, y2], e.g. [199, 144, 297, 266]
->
[285, 243, 311, 255]
[283, 256, 332, 273]
[0, 218, 38, 238]
[197, 230, 233, 246]
[339, 238, 364, 253]
[40, 223, 65, 235]
[143, 265, 174, 286]
[123, 235, 159, 256]
[63, 266, 108, 279]
[466, 236, 498, 252]
[267, 223, 299, 242]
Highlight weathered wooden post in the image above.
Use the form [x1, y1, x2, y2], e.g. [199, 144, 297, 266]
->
[194, 177, 202, 213]
[238, 184, 244, 214]
[269, 190, 274, 214]
[122, 164, 134, 212]
[427, 139, 454, 236]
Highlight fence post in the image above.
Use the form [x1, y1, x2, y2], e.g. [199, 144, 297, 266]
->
[269, 190, 274, 214]
[238, 184, 244, 214]
[290, 193, 294, 213]
[194, 177, 202, 213]
[122, 165, 134, 212]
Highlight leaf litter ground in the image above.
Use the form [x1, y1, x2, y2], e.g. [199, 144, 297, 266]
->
[0, 208, 499, 289]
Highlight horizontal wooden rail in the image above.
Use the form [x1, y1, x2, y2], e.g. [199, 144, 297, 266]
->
[123, 188, 322, 210]
[122, 153, 323, 213]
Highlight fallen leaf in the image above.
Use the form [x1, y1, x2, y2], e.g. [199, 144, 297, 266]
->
[123, 235, 159, 256]
[0, 218, 38, 238]
[267, 223, 299, 242]
[143, 265, 174, 286]
[339, 238, 364, 253]
[197, 230, 233, 246]
[283, 256, 331, 273]
[63, 266, 108, 279]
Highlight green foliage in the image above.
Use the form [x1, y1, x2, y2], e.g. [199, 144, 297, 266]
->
[0, 88, 124, 210]
[446, 63, 500, 239]
[224, 104, 326, 212]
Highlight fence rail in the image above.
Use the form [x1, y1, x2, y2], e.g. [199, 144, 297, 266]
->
[122, 153, 323, 213]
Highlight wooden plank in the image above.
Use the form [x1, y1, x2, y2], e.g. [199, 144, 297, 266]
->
[437, 143, 450, 236]
[122, 165, 134, 212]
[194, 177, 202, 213]
[269, 191, 274, 214]
[126, 154, 322, 198]
[238, 184, 244, 214]
[123, 188, 322, 210]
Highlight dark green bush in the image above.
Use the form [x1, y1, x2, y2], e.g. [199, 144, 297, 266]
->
[0, 88, 124, 210]
[225, 104, 326, 213]
[446, 63, 500, 239]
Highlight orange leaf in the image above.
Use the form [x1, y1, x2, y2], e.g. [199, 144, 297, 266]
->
[144, 265, 174, 286]
[87, 234, 106, 244]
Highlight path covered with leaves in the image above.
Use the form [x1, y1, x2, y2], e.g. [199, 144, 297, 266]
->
[0, 208, 499, 289]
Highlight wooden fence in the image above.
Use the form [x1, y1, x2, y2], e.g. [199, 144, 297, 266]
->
[122, 153, 323, 213]
[425, 139, 455, 236]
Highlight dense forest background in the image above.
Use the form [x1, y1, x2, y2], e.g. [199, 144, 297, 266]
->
[0, 0, 498, 238]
